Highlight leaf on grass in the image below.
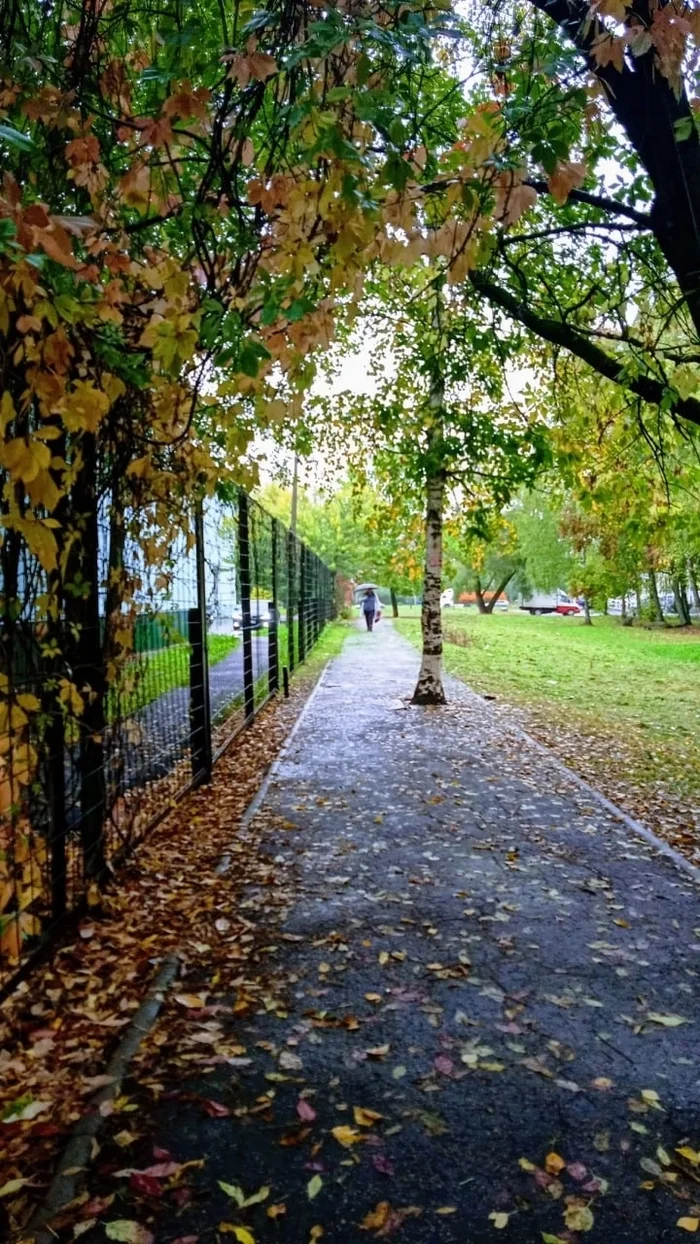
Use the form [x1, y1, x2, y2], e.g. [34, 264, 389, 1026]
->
[307, 1175, 323, 1200]
[105, 1222, 154, 1244]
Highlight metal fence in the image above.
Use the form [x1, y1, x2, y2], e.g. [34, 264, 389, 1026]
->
[0, 489, 334, 999]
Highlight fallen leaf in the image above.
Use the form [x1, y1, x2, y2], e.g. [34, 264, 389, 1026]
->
[677, 1147, 700, 1167]
[3, 1098, 51, 1123]
[488, 1210, 510, 1228]
[267, 1204, 286, 1219]
[105, 1222, 154, 1244]
[563, 1203, 594, 1232]
[647, 1013, 690, 1028]
[332, 1125, 365, 1148]
[353, 1107, 383, 1127]
[297, 1098, 317, 1122]
[279, 1050, 303, 1071]
[361, 1201, 392, 1231]
[218, 1227, 255, 1244]
[677, 1218, 699, 1233]
[0, 1178, 31, 1197]
[545, 1153, 566, 1175]
[307, 1174, 323, 1200]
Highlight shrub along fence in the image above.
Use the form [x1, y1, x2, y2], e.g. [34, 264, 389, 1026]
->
[0, 488, 334, 999]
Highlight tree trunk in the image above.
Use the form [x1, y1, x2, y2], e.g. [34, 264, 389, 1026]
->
[412, 465, 447, 705]
[673, 579, 691, 626]
[648, 570, 666, 625]
[687, 557, 700, 612]
[532, 0, 700, 342]
[390, 586, 399, 618]
[582, 596, 592, 626]
[474, 575, 488, 614]
[484, 571, 515, 613]
[635, 583, 642, 618]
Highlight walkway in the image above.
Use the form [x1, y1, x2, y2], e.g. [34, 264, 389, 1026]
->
[75, 623, 700, 1243]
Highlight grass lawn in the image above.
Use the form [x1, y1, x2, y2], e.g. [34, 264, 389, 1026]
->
[395, 608, 700, 856]
[115, 632, 239, 718]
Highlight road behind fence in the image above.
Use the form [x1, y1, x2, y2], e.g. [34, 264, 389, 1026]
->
[0, 488, 334, 998]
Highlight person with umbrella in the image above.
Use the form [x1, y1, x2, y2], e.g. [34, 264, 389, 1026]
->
[361, 586, 380, 632]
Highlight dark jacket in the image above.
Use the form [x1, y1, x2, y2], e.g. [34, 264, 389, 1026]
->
[362, 592, 378, 614]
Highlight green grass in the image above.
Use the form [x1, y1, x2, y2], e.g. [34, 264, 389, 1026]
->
[114, 632, 239, 718]
[395, 608, 700, 808]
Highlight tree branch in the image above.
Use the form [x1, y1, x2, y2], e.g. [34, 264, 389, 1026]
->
[468, 270, 700, 429]
[524, 180, 652, 228]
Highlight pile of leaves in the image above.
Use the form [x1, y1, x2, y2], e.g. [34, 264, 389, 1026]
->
[0, 660, 325, 1238]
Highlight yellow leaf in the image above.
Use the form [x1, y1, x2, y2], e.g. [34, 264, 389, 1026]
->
[353, 1107, 383, 1128]
[17, 693, 41, 712]
[364, 993, 382, 1004]
[545, 1152, 566, 1175]
[361, 1202, 391, 1231]
[518, 1158, 536, 1172]
[563, 1203, 594, 1232]
[266, 1204, 286, 1220]
[678, 1218, 700, 1233]
[488, 1211, 510, 1228]
[218, 1227, 255, 1244]
[332, 1125, 365, 1148]
[677, 1147, 700, 1167]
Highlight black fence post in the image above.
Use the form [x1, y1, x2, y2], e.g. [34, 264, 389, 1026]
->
[298, 541, 307, 663]
[287, 529, 295, 675]
[238, 490, 255, 721]
[189, 499, 212, 785]
[45, 703, 67, 922]
[269, 517, 279, 695]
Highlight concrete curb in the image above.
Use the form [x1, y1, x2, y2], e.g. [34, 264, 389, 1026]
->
[29, 952, 180, 1242]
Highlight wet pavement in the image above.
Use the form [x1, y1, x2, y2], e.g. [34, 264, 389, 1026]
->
[76, 622, 700, 1243]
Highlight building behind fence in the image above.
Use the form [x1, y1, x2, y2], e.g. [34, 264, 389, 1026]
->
[0, 488, 335, 999]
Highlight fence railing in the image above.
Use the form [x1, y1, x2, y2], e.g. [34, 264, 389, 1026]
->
[0, 488, 335, 999]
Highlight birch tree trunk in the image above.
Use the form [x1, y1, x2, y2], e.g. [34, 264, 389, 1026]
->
[412, 462, 446, 705]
